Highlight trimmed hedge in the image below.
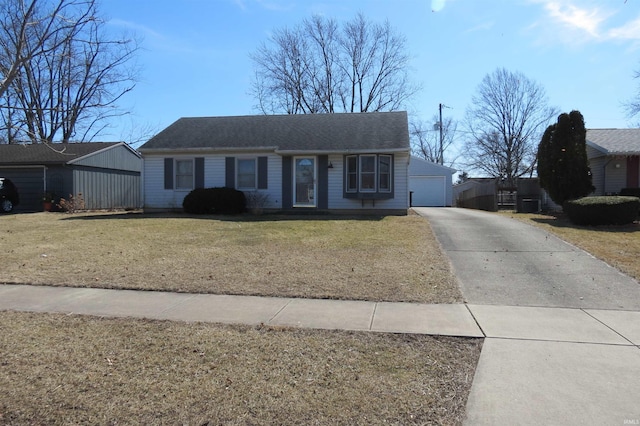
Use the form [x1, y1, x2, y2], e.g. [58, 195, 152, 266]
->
[620, 187, 640, 198]
[564, 196, 639, 226]
[182, 187, 246, 214]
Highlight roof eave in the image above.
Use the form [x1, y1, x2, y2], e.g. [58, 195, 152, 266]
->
[139, 146, 279, 155]
[274, 147, 410, 155]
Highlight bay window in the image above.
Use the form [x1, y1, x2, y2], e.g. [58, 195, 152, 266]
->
[344, 154, 394, 198]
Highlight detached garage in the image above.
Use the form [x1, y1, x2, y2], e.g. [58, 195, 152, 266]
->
[409, 156, 456, 207]
[0, 142, 141, 212]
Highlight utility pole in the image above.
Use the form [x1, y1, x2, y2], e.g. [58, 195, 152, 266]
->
[438, 103, 444, 165]
[437, 103, 452, 165]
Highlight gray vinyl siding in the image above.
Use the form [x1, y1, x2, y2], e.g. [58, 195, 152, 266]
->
[143, 152, 408, 212]
[588, 147, 629, 195]
[327, 152, 409, 210]
[603, 161, 627, 194]
[144, 153, 283, 211]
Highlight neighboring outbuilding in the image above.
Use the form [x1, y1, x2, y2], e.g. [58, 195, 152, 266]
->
[586, 129, 640, 195]
[408, 156, 456, 207]
[138, 112, 411, 215]
[0, 142, 142, 212]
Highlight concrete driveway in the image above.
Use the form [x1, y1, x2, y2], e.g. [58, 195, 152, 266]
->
[414, 207, 640, 310]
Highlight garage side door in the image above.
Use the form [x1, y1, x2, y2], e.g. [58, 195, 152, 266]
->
[409, 176, 446, 207]
[0, 167, 44, 212]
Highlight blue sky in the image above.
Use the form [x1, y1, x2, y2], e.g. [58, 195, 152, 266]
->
[101, 0, 640, 153]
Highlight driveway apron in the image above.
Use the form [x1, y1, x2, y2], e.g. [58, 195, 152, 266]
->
[414, 207, 640, 310]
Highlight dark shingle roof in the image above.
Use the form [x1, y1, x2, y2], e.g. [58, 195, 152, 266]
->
[586, 129, 640, 155]
[139, 112, 410, 153]
[0, 142, 123, 165]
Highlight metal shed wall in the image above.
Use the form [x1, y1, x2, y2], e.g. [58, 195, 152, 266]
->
[72, 166, 141, 210]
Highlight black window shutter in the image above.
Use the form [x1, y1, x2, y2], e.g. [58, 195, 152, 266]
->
[164, 158, 173, 190]
[258, 156, 268, 189]
[282, 156, 292, 209]
[195, 157, 205, 188]
[318, 155, 328, 209]
[225, 157, 235, 188]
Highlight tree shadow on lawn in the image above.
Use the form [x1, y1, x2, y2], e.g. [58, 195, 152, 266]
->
[58, 210, 388, 223]
[530, 212, 640, 234]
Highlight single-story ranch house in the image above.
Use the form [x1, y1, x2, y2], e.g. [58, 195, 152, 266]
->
[0, 142, 141, 211]
[586, 129, 640, 195]
[139, 112, 411, 215]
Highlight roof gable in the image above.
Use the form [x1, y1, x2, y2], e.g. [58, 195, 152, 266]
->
[139, 112, 410, 153]
[0, 142, 133, 165]
[409, 156, 456, 175]
[586, 129, 640, 155]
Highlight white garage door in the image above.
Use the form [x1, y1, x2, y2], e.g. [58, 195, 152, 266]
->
[410, 176, 446, 207]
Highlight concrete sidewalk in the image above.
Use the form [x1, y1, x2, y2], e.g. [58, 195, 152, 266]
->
[2, 283, 640, 424]
[0, 283, 483, 337]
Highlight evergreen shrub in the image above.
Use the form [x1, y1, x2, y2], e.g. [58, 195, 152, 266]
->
[182, 187, 246, 214]
[564, 196, 639, 226]
[620, 188, 640, 198]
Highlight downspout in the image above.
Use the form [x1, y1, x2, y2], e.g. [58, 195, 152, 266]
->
[602, 158, 613, 196]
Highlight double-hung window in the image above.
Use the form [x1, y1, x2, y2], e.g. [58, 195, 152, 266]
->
[378, 155, 392, 193]
[346, 156, 358, 193]
[175, 159, 194, 190]
[237, 158, 257, 190]
[344, 154, 394, 198]
[359, 155, 376, 192]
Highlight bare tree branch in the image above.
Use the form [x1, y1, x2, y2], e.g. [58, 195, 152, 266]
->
[462, 68, 558, 184]
[0, 0, 139, 143]
[250, 13, 418, 115]
[410, 115, 457, 166]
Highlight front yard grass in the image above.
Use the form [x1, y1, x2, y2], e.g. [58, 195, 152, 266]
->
[0, 311, 482, 425]
[0, 211, 478, 424]
[500, 211, 640, 281]
[0, 211, 461, 303]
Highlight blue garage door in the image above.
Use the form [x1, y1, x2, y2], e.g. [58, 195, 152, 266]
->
[0, 167, 45, 212]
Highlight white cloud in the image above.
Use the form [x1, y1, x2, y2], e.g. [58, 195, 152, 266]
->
[525, 0, 640, 47]
[464, 21, 495, 34]
[540, 1, 608, 38]
[108, 19, 164, 39]
[608, 17, 640, 41]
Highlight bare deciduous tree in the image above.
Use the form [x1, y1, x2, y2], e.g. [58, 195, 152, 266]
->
[410, 115, 457, 165]
[0, 0, 138, 143]
[462, 68, 558, 184]
[625, 68, 640, 123]
[251, 13, 417, 114]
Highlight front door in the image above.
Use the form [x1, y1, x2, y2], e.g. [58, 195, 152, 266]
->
[294, 157, 316, 207]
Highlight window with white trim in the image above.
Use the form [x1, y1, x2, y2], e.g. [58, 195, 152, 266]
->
[359, 155, 376, 192]
[378, 155, 392, 192]
[343, 154, 394, 198]
[175, 159, 194, 190]
[346, 155, 358, 193]
[237, 158, 257, 190]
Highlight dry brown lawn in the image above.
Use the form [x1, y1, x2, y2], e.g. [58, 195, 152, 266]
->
[0, 311, 482, 425]
[0, 211, 461, 303]
[0, 211, 479, 425]
[500, 211, 640, 280]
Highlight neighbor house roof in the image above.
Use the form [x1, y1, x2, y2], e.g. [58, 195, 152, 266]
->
[0, 142, 131, 166]
[586, 129, 640, 156]
[139, 112, 410, 153]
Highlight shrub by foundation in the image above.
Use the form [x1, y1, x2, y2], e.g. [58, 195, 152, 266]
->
[183, 187, 246, 214]
[564, 196, 639, 226]
[620, 188, 640, 198]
